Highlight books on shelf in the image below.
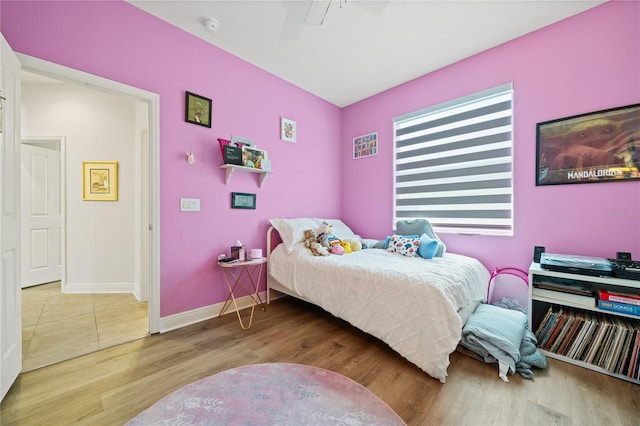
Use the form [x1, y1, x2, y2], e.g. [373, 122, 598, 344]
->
[598, 289, 640, 307]
[598, 300, 640, 316]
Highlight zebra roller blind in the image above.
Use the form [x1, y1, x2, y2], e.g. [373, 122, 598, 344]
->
[393, 83, 514, 236]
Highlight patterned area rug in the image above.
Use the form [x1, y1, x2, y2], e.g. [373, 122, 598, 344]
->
[126, 362, 405, 425]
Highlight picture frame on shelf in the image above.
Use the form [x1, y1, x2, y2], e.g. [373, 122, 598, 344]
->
[185, 91, 212, 128]
[223, 145, 243, 165]
[353, 131, 378, 159]
[242, 146, 268, 169]
[231, 192, 256, 210]
[281, 117, 296, 143]
[82, 161, 118, 201]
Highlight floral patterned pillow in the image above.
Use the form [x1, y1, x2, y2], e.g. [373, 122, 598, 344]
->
[386, 234, 420, 257]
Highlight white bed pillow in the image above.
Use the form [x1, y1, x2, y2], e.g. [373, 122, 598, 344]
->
[269, 218, 322, 253]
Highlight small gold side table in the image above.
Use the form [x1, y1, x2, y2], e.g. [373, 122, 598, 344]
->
[218, 257, 267, 330]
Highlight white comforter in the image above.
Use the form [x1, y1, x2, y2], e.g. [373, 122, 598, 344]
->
[269, 244, 490, 382]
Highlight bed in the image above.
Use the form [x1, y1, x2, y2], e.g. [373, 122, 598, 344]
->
[266, 218, 490, 383]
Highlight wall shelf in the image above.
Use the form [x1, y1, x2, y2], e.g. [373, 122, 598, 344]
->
[220, 164, 271, 187]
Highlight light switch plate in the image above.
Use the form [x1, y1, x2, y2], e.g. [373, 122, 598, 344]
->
[180, 198, 200, 211]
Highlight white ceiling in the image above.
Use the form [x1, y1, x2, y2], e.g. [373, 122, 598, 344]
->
[127, 0, 605, 107]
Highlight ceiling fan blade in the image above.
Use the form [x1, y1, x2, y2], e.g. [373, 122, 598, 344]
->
[305, 0, 332, 25]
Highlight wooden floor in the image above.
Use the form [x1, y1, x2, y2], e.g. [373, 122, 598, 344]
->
[22, 281, 148, 371]
[2, 296, 639, 425]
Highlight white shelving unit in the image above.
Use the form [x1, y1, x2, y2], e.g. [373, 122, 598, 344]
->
[220, 164, 271, 187]
[528, 262, 640, 384]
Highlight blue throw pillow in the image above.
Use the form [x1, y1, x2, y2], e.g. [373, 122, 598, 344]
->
[383, 235, 391, 249]
[417, 233, 439, 259]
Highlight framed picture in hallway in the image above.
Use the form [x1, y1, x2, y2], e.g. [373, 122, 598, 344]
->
[82, 161, 118, 201]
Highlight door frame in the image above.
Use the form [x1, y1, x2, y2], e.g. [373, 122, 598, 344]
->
[20, 137, 65, 289]
[17, 54, 161, 334]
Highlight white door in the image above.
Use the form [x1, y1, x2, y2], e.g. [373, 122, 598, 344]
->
[1, 34, 23, 402]
[20, 143, 62, 287]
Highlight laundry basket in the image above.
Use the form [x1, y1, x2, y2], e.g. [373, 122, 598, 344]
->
[486, 267, 529, 313]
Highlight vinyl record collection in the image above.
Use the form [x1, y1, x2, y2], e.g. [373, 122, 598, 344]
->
[535, 306, 640, 380]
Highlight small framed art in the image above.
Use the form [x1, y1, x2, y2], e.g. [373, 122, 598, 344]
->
[231, 192, 256, 209]
[82, 161, 118, 201]
[185, 91, 212, 128]
[353, 132, 378, 159]
[281, 117, 296, 143]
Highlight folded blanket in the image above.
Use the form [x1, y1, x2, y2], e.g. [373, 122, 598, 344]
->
[517, 329, 547, 379]
[461, 303, 527, 381]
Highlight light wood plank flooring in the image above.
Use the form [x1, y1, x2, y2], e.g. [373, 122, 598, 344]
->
[3, 296, 639, 425]
[21, 281, 148, 372]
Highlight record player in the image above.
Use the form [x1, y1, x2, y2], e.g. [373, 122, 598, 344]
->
[540, 253, 612, 277]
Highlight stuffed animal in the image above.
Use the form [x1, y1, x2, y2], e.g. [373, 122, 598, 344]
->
[302, 229, 329, 256]
[339, 240, 352, 254]
[317, 221, 333, 250]
[344, 239, 362, 252]
[330, 244, 345, 255]
[317, 221, 342, 251]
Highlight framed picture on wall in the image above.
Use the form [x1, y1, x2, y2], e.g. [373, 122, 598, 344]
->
[82, 161, 118, 201]
[231, 192, 256, 209]
[353, 131, 378, 159]
[281, 117, 296, 143]
[536, 103, 640, 186]
[185, 91, 212, 128]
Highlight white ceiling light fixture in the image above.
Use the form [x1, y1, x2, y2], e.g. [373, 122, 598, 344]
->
[203, 17, 220, 32]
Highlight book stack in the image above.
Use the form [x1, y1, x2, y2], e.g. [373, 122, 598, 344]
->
[535, 306, 640, 380]
[598, 289, 640, 317]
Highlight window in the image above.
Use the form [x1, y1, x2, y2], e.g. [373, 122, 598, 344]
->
[393, 83, 513, 236]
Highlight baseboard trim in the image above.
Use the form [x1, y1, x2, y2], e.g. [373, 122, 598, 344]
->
[160, 291, 268, 333]
[64, 282, 136, 293]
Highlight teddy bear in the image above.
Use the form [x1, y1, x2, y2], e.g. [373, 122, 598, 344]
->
[302, 229, 330, 256]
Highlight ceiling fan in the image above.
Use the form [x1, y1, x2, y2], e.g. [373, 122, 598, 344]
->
[303, 0, 388, 26]
[304, 0, 336, 25]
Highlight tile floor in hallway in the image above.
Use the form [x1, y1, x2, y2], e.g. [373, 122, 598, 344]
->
[21, 281, 148, 372]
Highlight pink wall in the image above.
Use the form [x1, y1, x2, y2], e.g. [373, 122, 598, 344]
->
[341, 1, 640, 271]
[2, 1, 639, 318]
[1, 1, 342, 316]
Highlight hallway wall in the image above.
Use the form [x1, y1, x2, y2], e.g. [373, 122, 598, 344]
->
[21, 79, 145, 292]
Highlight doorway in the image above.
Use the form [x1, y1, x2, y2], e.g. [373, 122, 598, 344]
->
[16, 55, 160, 370]
[20, 138, 63, 288]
